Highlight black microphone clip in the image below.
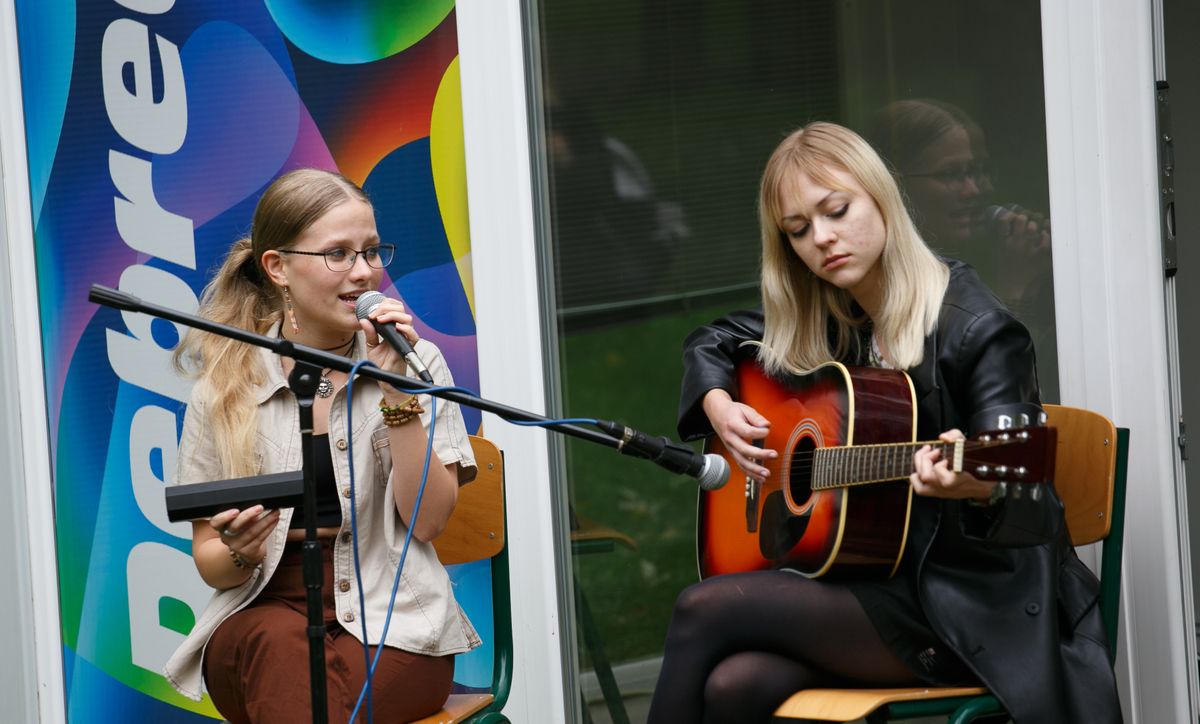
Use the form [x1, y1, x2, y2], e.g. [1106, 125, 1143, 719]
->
[596, 420, 729, 490]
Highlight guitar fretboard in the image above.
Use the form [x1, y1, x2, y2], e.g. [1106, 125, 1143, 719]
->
[809, 440, 964, 490]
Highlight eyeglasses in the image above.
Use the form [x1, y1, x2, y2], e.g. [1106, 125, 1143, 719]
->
[904, 164, 992, 191]
[278, 244, 395, 271]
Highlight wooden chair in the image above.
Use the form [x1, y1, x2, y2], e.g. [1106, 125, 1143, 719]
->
[571, 514, 639, 724]
[411, 436, 512, 724]
[773, 404, 1130, 723]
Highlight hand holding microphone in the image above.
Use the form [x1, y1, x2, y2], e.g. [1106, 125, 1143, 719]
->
[355, 291, 434, 383]
[974, 203, 1051, 257]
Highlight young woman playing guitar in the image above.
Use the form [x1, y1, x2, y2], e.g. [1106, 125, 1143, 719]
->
[645, 123, 1120, 724]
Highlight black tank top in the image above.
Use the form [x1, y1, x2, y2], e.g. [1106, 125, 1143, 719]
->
[288, 433, 343, 529]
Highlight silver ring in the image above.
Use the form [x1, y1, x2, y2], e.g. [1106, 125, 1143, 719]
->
[222, 527, 239, 537]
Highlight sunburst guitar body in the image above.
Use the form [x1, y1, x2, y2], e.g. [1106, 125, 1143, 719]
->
[697, 360, 1055, 580]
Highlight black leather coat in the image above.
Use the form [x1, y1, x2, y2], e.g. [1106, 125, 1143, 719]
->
[677, 259, 1121, 724]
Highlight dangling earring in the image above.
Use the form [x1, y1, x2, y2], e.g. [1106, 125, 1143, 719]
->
[283, 285, 300, 333]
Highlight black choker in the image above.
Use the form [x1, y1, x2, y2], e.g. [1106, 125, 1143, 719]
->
[280, 335, 355, 399]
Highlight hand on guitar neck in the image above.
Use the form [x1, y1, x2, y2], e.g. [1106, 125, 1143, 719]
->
[703, 388, 995, 503]
[911, 429, 999, 502]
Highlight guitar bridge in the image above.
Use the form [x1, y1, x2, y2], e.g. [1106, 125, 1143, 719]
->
[745, 476, 760, 533]
[746, 439, 763, 533]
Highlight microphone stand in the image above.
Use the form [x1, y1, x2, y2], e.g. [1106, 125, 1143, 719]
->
[89, 284, 627, 724]
[288, 355, 329, 724]
[91, 284, 620, 448]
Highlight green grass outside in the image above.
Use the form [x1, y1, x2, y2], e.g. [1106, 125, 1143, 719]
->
[558, 295, 757, 668]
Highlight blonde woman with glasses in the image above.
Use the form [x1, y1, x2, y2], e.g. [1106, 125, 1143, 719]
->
[163, 168, 479, 723]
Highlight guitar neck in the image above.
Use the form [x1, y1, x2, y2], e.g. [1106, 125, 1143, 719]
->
[811, 439, 963, 490]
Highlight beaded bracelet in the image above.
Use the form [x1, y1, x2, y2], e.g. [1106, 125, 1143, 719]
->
[229, 548, 248, 568]
[379, 394, 424, 427]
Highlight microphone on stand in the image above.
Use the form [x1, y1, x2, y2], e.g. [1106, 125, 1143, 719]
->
[355, 291, 434, 384]
[596, 420, 730, 490]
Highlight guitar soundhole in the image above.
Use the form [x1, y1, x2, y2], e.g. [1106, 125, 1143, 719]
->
[788, 437, 817, 507]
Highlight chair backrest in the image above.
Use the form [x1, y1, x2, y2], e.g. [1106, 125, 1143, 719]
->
[423, 434, 514, 722]
[1043, 404, 1118, 545]
[1044, 403, 1130, 656]
[434, 435, 507, 566]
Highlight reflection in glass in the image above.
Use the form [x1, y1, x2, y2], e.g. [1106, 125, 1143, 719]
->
[532, 1, 1052, 718]
[866, 99, 1057, 391]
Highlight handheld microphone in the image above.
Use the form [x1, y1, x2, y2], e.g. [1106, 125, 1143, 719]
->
[354, 291, 434, 383]
[596, 420, 731, 491]
[974, 203, 1050, 237]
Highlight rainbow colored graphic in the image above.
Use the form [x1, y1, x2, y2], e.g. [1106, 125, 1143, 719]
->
[15, 1, 489, 720]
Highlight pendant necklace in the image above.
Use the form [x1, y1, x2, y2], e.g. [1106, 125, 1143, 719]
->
[315, 337, 355, 398]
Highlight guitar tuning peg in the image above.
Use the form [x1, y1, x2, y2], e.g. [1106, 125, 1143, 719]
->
[996, 414, 1013, 430]
[1011, 483, 1023, 500]
[1031, 485, 1043, 502]
[1018, 412, 1030, 427]
[1038, 410, 1048, 426]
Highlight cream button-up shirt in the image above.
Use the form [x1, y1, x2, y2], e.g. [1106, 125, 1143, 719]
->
[164, 327, 480, 701]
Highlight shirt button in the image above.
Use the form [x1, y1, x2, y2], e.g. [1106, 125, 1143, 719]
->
[336, 438, 348, 451]
[340, 532, 351, 544]
[343, 487, 351, 498]
[1025, 602, 1041, 615]
[339, 580, 351, 592]
[343, 611, 355, 623]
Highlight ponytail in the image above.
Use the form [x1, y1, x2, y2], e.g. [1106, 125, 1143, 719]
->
[174, 236, 280, 477]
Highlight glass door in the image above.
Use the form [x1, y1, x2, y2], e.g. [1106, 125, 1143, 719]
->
[528, 1, 1057, 719]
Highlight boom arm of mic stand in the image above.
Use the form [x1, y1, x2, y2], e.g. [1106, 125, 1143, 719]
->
[88, 284, 621, 450]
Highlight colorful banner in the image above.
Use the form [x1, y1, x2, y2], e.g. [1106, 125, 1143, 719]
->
[15, 1, 490, 720]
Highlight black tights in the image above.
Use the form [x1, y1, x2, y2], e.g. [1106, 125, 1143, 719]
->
[646, 571, 922, 724]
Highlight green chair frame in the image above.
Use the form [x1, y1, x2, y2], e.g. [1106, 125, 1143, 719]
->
[414, 436, 513, 724]
[874, 426, 1129, 724]
[572, 515, 638, 724]
[775, 410, 1130, 724]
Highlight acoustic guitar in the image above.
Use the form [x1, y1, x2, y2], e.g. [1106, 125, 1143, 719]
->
[697, 359, 1056, 580]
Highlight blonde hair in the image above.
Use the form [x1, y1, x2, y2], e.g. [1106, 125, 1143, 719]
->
[174, 169, 371, 477]
[757, 122, 948, 375]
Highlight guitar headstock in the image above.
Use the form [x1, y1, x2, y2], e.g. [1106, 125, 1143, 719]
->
[958, 425, 1057, 486]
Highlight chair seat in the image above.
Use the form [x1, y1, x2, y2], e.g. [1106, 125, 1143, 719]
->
[409, 693, 495, 724]
[775, 686, 987, 721]
[571, 513, 638, 552]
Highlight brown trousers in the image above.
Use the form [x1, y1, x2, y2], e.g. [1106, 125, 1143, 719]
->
[203, 539, 454, 723]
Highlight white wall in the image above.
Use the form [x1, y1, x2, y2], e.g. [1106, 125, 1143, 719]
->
[457, 1, 575, 721]
[1042, 1, 1194, 721]
[0, 2, 66, 722]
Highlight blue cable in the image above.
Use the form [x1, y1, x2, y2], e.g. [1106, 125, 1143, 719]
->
[339, 371, 604, 723]
[344, 363, 440, 724]
[509, 417, 599, 427]
[343, 359, 378, 724]
[350, 396, 438, 723]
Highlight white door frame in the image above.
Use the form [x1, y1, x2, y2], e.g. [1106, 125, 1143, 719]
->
[458, 1, 1197, 721]
[1042, 1, 1194, 721]
[0, 1, 67, 721]
[457, 1, 575, 721]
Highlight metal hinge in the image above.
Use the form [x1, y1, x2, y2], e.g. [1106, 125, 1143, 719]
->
[1156, 81, 1177, 277]
[1180, 418, 1189, 461]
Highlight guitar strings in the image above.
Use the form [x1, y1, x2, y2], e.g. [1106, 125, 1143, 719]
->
[752, 439, 1025, 483]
